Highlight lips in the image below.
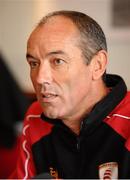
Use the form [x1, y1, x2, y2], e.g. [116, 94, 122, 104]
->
[42, 93, 58, 102]
[43, 93, 57, 98]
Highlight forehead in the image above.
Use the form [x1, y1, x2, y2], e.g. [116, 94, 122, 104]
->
[27, 16, 79, 51]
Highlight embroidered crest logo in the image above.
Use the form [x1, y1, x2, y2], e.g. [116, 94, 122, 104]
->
[99, 162, 118, 179]
[49, 167, 59, 179]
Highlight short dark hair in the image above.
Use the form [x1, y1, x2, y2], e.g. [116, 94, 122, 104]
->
[38, 10, 107, 65]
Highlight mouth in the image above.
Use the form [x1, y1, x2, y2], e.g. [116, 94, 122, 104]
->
[41, 93, 58, 102]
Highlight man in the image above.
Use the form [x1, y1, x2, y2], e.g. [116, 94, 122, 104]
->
[11, 10, 130, 179]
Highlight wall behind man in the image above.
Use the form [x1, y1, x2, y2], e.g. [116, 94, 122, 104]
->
[0, 0, 130, 91]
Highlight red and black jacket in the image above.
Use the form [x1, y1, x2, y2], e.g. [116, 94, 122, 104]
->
[11, 74, 130, 179]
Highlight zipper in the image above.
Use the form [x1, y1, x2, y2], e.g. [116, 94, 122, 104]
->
[76, 121, 84, 151]
[76, 136, 81, 151]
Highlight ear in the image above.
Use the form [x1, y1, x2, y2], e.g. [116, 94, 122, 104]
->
[91, 50, 108, 80]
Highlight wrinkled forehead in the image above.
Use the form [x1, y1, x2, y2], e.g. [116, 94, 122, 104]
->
[27, 15, 80, 46]
[26, 16, 81, 59]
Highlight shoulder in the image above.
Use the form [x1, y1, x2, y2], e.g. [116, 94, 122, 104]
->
[105, 92, 130, 151]
[110, 91, 130, 117]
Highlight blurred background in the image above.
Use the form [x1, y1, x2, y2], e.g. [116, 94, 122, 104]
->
[0, 0, 130, 92]
[0, 0, 130, 178]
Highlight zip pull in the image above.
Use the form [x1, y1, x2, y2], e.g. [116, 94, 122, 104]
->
[76, 121, 84, 151]
[76, 137, 80, 151]
[80, 121, 84, 131]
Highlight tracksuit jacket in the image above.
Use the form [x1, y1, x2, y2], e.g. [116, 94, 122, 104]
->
[11, 74, 130, 179]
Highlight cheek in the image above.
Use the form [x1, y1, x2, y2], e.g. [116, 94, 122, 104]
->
[31, 76, 36, 89]
[30, 73, 39, 94]
[65, 71, 92, 101]
[30, 71, 37, 85]
[61, 76, 81, 101]
[30, 71, 34, 82]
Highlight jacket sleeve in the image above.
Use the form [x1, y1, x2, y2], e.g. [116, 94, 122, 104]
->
[9, 101, 52, 179]
[9, 102, 42, 179]
[9, 116, 36, 179]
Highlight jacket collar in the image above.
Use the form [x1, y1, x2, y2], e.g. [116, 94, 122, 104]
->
[80, 74, 127, 135]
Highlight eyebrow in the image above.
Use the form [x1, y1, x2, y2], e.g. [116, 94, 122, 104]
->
[26, 54, 35, 60]
[26, 50, 68, 60]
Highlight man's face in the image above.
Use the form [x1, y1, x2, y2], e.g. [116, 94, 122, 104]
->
[27, 16, 94, 120]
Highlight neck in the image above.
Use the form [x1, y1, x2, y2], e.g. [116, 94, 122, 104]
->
[62, 81, 109, 135]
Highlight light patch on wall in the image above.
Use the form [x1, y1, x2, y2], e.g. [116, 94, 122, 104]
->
[33, 0, 59, 23]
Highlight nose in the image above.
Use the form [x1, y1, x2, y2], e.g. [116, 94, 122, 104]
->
[36, 62, 52, 85]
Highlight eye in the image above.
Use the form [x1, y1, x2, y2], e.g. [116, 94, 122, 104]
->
[53, 58, 65, 66]
[28, 61, 39, 69]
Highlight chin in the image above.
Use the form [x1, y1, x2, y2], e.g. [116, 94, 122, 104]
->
[44, 110, 60, 119]
[41, 104, 66, 119]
